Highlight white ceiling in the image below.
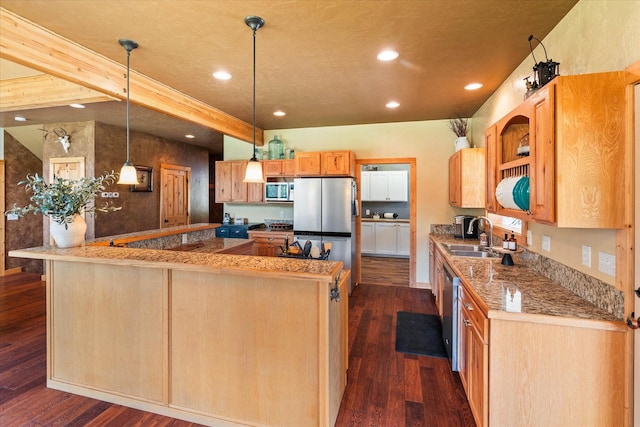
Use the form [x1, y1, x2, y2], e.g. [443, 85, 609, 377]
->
[0, 0, 578, 153]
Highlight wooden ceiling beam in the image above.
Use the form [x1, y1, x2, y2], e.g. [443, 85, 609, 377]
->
[0, 74, 116, 112]
[0, 8, 259, 144]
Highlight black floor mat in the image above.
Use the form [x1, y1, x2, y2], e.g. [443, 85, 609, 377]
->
[395, 311, 448, 358]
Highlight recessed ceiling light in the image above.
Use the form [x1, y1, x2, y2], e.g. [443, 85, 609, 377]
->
[386, 101, 400, 109]
[185, 134, 195, 139]
[273, 110, 286, 117]
[464, 83, 483, 90]
[69, 103, 86, 108]
[213, 71, 232, 80]
[14, 116, 27, 122]
[377, 50, 399, 61]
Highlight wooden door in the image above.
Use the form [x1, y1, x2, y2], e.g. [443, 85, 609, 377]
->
[530, 84, 555, 223]
[160, 164, 190, 228]
[448, 152, 461, 206]
[484, 126, 497, 212]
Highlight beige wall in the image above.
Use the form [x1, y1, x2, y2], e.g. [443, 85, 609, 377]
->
[225, 120, 478, 285]
[470, 0, 640, 285]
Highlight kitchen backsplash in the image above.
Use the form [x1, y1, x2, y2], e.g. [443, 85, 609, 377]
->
[361, 201, 409, 219]
[430, 224, 624, 320]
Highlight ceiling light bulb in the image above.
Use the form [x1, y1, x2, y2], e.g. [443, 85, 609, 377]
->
[69, 103, 86, 108]
[386, 101, 400, 109]
[273, 111, 286, 117]
[14, 116, 27, 122]
[377, 50, 399, 61]
[185, 134, 195, 139]
[213, 71, 232, 80]
[464, 83, 483, 90]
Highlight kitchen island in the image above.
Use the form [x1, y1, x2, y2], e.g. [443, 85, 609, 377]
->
[10, 234, 349, 427]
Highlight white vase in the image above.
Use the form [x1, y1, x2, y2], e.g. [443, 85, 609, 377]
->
[454, 136, 470, 152]
[50, 215, 87, 248]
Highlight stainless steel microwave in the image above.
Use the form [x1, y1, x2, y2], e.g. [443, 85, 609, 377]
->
[265, 182, 293, 202]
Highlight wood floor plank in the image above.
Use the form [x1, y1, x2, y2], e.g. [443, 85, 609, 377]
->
[1, 268, 475, 427]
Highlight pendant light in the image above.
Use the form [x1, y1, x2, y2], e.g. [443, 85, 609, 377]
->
[117, 38, 140, 185]
[243, 16, 265, 183]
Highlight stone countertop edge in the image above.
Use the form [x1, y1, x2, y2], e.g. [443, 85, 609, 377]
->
[430, 234, 625, 330]
[361, 218, 409, 223]
[9, 245, 343, 282]
[87, 223, 221, 246]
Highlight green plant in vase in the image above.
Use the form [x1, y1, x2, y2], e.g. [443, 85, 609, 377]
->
[6, 171, 121, 247]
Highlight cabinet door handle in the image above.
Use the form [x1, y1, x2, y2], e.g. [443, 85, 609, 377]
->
[464, 302, 473, 311]
[463, 319, 472, 327]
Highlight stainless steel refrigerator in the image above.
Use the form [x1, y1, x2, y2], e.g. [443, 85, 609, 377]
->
[293, 177, 359, 293]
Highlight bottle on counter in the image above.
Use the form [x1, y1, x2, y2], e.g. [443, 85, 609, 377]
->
[508, 233, 517, 251]
[479, 231, 488, 247]
[503, 233, 509, 250]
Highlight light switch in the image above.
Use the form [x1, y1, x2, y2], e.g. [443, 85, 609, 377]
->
[541, 235, 551, 252]
[598, 252, 616, 277]
[581, 245, 591, 267]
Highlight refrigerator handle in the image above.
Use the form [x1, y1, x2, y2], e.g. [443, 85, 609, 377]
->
[351, 180, 359, 217]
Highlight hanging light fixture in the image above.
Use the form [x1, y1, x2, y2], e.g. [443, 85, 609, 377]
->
[117, 38, 140, 185]
[243, 16, 265, 183]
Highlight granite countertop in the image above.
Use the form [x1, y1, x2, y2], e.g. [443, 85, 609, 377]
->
[88, 223, 220, 246]
[166, 237, 253, 253]
[430, 234, 623, 326]
[10, 243, 343, 282]
[361, 218, 409, 223]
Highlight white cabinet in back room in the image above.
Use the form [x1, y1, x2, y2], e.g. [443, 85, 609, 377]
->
[361, 171, 408, 202]
[360, 222, 376, 253]
[361, 221, 409, 257]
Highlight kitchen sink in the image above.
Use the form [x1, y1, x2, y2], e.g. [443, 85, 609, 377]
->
[444, 243, 482, 252]
[442, 243, 500, 258]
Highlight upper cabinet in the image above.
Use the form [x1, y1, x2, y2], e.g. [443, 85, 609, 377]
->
[295, 151, 355, 177]
[263, 159, 296, 177]
[487, 71, 627, 228]
[361, 170, 408, 202]
[448, 148, 485, 208]
[215, 161, 263, 204]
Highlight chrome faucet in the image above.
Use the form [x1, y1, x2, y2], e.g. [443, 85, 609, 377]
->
[468, 216, 494, 254]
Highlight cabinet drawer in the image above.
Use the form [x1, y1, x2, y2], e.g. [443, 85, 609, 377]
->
[459, 285, 488, 343]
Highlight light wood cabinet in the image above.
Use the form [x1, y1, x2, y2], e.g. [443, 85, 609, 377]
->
[484, 126, 497, 213]
[322, 151, 355, 176]
[295, 151, 355, 177]
[361, 170, 408, 202]
[215, 161, 263, 203]
[489, 71, 627, 227]
[248, 230, 290, 257]
[295, 152, 322, 176]
[434, 248, 445, 318]
[448, 148, 485, 208]
[262, 159, 295, 177]
[458, 284, 488, 427]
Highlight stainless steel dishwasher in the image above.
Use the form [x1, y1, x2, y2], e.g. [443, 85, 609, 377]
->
[442, 261, 459, 371]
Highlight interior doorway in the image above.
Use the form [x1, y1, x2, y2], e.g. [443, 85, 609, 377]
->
[355, 158, 416, 287]
[160, 163, 190, 228]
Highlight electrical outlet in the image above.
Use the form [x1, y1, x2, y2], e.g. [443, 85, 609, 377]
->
[581, 245, 591, 267]
[112, 192, 119, 198]
[101, 192, 109, 198]
[527, 230, 532, 245]
[541, 235, 551, 252]
[598, 252, 616, 277]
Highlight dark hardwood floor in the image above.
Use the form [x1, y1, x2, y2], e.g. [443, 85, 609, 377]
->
[361, 256, 410, 287]
[0, 270, 474, 427]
